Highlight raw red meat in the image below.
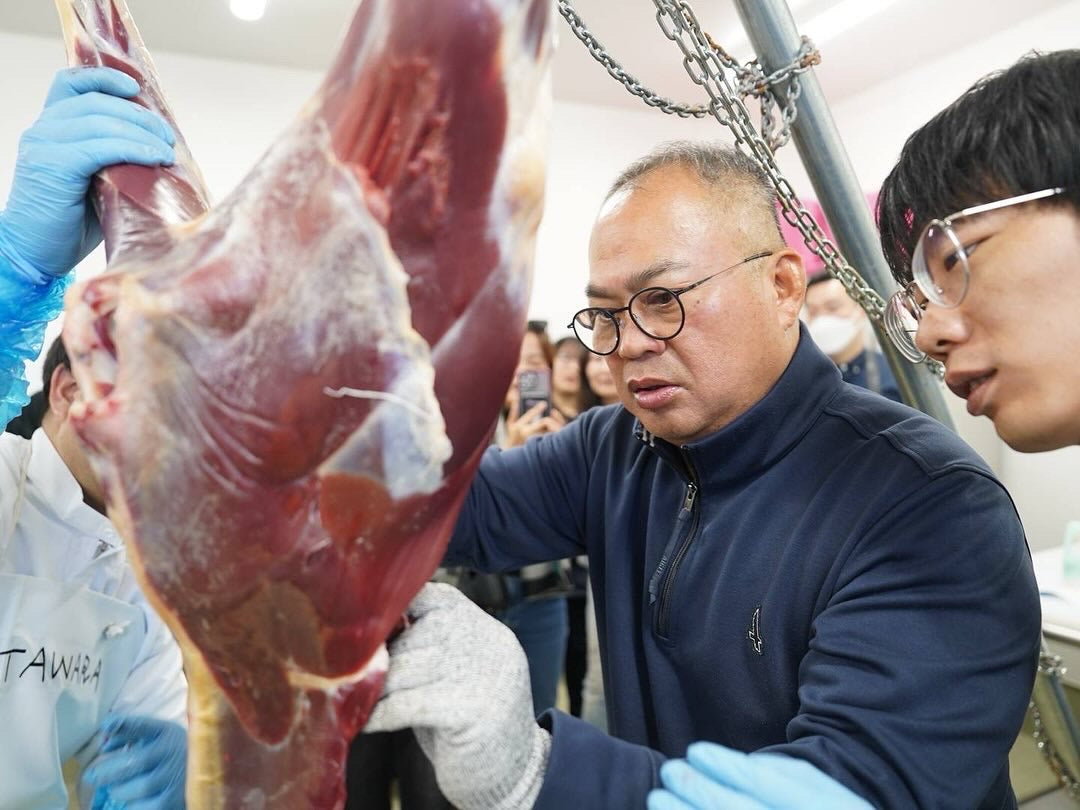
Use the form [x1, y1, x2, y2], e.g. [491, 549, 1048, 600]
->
[56, 0, 552, 806]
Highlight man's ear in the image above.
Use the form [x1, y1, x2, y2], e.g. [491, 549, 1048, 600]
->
[46, 365, 79, 421]
[770, 248, 806, 331]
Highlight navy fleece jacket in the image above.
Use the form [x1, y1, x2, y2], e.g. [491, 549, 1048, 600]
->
[447, 332, 1040, 809]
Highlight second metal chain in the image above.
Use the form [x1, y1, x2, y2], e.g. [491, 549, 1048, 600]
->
[1032, 651, 1080, 800]
[650, 0, 886, 320]
[557, 0, 942, 376]
[555, 0, 882, 319]
[556, 0, 710, 118]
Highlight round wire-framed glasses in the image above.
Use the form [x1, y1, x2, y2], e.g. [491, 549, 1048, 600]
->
[568, 250, 774, 356]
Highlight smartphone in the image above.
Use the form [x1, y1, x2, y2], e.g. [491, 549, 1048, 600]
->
[517, 368, 551, 419]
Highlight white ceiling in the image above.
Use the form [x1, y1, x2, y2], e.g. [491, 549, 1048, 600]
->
[0, 0, 1071, 110]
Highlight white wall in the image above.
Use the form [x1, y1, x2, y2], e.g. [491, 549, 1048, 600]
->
[3, 4, 1078, 549]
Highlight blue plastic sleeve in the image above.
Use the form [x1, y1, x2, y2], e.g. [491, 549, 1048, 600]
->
[0, 261, 70, 427]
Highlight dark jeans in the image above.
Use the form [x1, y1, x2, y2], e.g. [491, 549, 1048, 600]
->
[497, 588, 569, 715]
[345, 730, 453, 810]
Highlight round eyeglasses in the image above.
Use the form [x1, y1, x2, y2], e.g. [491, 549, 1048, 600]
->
[883, 281, 928, 363]
[568, 251, 774, 356]
[884, 186, 1068, 362]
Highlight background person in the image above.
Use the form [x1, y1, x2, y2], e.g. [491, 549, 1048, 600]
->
[550, 335, 590, 719]
[550, 336, 585, 421]
[0, 67, 187, 810]
[581, 350, 620, 409]
[1, 338, 187, 809]
[445, 322, 571, 717]
[804, 272, 902, 402]
[576, 350, 618, 733]
[496, 322, 571, 716]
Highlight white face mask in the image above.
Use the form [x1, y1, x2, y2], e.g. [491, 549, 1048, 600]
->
[808, 314, 859, 357]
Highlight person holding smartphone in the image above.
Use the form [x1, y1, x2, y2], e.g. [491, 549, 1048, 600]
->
[444, 323, 571, 717]
[504, 323, 566, 446]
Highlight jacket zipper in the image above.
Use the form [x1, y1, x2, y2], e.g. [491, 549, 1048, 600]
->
[648, 455, 700, 638]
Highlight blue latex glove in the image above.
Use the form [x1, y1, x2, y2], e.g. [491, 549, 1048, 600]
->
[82, 715, 186, 810]
[647, 742, 873, 810]
[0, 66, 176, 285]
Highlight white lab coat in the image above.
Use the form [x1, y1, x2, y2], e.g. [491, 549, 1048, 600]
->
[0, 430, 187, 808]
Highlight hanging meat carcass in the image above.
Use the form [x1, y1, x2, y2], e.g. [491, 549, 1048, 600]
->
[56, 0, 552, 806]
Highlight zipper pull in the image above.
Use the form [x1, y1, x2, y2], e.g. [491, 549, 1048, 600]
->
[680, 482, 698, 517]
[648, 482, 698, 604]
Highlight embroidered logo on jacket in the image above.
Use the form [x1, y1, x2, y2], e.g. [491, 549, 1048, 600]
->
[748, 606, 764, 656]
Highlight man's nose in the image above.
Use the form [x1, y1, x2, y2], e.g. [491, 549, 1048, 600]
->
[914, 303, 968, 359]
[617, 317, 666, 360]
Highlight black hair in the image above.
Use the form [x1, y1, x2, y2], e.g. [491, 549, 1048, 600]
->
[4, 390, 47, 438]
[524, 321, 554, 367]
[878, 49, 1080, 284]
[4, 336, 69, 437]
[41, 335, 71, 405]
[552, 335, 578, 353]
[806, 272, 841, 289]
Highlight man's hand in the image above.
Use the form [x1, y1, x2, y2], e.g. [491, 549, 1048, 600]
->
[365, 582, 551, 810]
[0, 67, 176, 284]
[81, 715, 186, 809]
[647, 742, 873, 810]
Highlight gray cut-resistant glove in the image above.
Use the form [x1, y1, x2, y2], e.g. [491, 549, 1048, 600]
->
[365, 582, 551, 810]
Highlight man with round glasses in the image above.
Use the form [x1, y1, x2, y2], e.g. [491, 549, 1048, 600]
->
[879, 49, 1080, 453]
[368, 141, 1039, 810]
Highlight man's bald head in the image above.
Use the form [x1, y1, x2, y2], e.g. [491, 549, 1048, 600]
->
[603, 140, 784, 256]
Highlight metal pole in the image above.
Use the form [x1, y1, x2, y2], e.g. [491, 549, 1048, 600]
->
[733, 0, 954, 428]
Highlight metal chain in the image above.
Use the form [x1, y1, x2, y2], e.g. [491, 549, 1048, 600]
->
[649, 0, 884, 314]
[557, 0, 817, 148]
[556, 0, 944, 377]
[556, 0, 710, 118]
[728, 37, 820, 151]
[1031, 652, 1080, 800]
[1031, 699, 1080, 800]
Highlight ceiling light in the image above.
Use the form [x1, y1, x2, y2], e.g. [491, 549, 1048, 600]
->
[230, 0, 266, 22]
[802, 0, 904, 45]
[717, 0, 903, 58]
[716, 0, 817, 56]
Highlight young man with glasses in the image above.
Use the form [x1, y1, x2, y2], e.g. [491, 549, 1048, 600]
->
[879, 49, 1080, 453]
[366, 142, 1040, 810]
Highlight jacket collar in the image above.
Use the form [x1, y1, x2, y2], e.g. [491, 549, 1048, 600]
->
[635, 325, 843, 487]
